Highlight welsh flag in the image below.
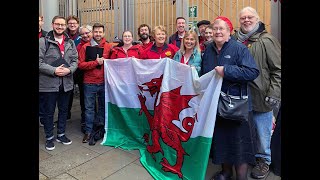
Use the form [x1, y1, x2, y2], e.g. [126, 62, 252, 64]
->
[101, 57, 222, 180]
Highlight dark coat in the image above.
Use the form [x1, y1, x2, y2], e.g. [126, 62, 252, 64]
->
[233, 23, 281, 112]
[201, 38, 259, 98]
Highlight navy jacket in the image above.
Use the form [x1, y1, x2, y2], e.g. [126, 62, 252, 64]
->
[201, 38, 259, 97]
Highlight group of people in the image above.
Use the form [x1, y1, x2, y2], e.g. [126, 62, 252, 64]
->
[39, 6, 281, 180]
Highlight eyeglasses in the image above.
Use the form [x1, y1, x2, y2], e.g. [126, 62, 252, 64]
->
[80, 31, 91, 36]
[212, 27, 226, 32]
[240, 16, 255, 21]
[68, 22, 78, 25]
[53, 23, 66, 27]
[123, 35, 132, 38]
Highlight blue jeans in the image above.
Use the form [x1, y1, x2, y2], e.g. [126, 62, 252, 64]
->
[83, 83, 105, 134]
[252, 110, 273, 165]
[39, 90, 72, 140]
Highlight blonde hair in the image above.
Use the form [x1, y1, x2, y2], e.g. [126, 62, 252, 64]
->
[152, 25, 167, 37]
[180, 30, 200, 54]
[238, 6, 260, 22]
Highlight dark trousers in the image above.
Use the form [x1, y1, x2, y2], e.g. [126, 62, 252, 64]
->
[40, 89, 72, 139]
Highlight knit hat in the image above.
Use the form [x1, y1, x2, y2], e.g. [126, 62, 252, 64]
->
[196, 20, 210, 28]
[214, 16, 233, 32]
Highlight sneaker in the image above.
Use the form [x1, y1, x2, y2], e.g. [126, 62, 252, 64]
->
[45, 139, 55, 151]
[56, 135, 72, 145]
[251, 158, 270, 179]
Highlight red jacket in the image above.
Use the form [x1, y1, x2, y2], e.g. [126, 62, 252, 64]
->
[78, 38, 112, 84]
[76, 39, 88, 53]
[199, 36, 206, 52]
[110, 45, 142, 59]
[139, 41, 154, 50]
[140, 43, 179, 59]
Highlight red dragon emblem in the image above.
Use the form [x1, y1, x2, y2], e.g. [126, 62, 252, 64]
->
[138, 75, 198, 178]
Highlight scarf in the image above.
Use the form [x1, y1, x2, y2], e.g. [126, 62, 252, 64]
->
[237, 22, 260, 43]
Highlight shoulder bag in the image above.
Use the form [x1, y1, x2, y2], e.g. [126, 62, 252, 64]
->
[217, 83, 249, 122]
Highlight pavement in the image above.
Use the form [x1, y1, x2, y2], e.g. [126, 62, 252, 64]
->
[39, 94, 281, 180]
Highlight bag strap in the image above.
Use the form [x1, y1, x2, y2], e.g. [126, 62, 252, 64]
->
[225, 83, 248, 99]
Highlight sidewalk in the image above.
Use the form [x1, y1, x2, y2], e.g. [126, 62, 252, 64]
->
[39, 95, 281, 180]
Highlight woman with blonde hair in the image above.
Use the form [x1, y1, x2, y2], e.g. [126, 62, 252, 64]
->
[173, 30, 202, 75]
[140, 25, 178, 59]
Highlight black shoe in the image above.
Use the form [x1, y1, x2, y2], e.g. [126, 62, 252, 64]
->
[251, 158, 270, 179]
[82, 133, 90, 143]
[45, 139, 55, 151]
[56, 135, 72, 145]
[211, 171, 232, 180]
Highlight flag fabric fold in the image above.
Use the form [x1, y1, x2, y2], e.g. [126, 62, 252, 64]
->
[102, 57, 222, 180]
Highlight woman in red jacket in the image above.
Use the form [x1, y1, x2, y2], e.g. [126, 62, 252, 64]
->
[110, 31, 142, 59]
[140, 25, 179, 59]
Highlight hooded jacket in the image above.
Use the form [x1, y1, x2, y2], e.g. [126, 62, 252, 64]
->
[78, 38, 112, 84]
[39, 31, 78, 92]
[233, 23, 281, 112]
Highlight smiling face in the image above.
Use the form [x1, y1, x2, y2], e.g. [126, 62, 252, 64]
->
[239, 8, 259, 33]
[122, 31, 133, 45]
[204, 26, 213, 41]
[152, 26, 167, 47]
[52, 18, 66, 36]
[79, 27, 92, 42]
[93, 27, 105, 43]
[183, 33, 196, 51]
[67, 18, 79, 32]
[212, 19, 230, 45]
[138, 26, 150, 40]
[176, 18, 186, 33]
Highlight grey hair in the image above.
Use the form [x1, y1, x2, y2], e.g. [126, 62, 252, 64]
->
[79, 24, 93, 33]
[238, 6, 260, 21]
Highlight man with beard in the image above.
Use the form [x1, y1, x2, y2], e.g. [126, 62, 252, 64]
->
[78, 23, 112, 145]
[39, 16, 78, 151]
[233, 6, 281, 179]
[196, 20, 210, 52]
[169, 17, 187, 48]
[137, 24, 154, 50]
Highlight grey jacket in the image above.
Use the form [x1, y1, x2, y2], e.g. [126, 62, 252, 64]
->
[234, 29, 281, 112]
[39, 31, 78, 92]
